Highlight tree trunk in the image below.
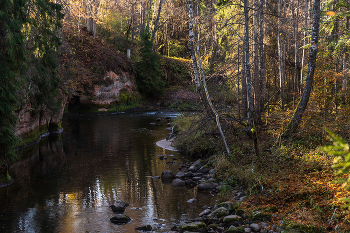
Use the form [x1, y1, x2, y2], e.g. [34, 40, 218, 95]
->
[282, 0, 321, 138]
[86, 17, 93, 32]
[278, 0, 285, 110]
[342, 16, 349, 101]
[188, 0, 230, 155]
[244, 0, 259, 158]
[257, 0, 266, 124]
[187, 0, 207, 106]
[131, 1, 135, 44]
[151, 0, 164, 49]
[92, 19, 97, 38]
[300, 0, 309, 92]
[294, 0, 299, 97]
[253, 0, 259, 115]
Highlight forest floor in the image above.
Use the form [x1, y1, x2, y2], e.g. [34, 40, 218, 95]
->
[174, 104, 350, 232]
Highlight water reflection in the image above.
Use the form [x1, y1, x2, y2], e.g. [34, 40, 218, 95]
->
[0, 111, 217, 232]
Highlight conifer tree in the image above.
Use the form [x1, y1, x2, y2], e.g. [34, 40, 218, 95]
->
[0, 0, 28, 167]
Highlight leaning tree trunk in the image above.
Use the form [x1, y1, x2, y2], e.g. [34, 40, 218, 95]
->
[294, 0, 300, 97]
[282, 0, 321, 138]
[300, 0, 309, 92]
[187, 0, 207, 107]
[187, 0, 230, 155]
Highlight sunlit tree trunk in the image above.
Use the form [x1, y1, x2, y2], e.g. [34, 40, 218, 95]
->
[294, 0, 299, 98]
[278, 0, 285, 109]
[187, 0, 230, 155]
[300, 0, 309, 92]
[342, 16, 349, 101]
[131, 1, 135, 44]
[187, 0, 206, 105]
[282, 0, 321, 138]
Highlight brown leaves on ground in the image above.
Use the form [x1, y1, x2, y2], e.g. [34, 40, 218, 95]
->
[57, 23, 132, 95]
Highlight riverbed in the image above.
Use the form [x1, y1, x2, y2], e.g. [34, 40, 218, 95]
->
[0, 111, 218, 232]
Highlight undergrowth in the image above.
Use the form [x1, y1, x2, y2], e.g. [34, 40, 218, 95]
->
[172, 107, 350, 232]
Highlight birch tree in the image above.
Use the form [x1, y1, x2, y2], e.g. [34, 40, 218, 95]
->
[278, 0, 286, 110]
[187, 0, 230, 155]
[282, 0, 321, 138]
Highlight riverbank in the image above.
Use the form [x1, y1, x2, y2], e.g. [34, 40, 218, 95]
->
[171, 112, 350, 232]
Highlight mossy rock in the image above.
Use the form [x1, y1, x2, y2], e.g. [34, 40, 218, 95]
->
[216, 202, 238, 213]
[210, 207, 229, 218]
[208, 223, 218, 229]
[249, 211, 272, 222]
[225, 226, 245, 233]
[179, 221, 207, 232]
[284, 223, 326, 233]
[263, 206, 279, 213]
[223, 215, 243, 225]
[235, 209, 245, 217]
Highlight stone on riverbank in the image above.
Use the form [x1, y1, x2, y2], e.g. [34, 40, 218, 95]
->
[215, 201, 238, 213]
[223, 215, 243, 226]
[199, 209, 211, 217]
[197, 182, 218, 191]
[209, 207, 229, 218]
[175, 171, 186, 178]
[250, 211, 272, 222]
[172, 178, 185, 187]
[249, 223, 261, 232]
[188, 159, 206, 172]
[179, 221, 207, 232]
[161, 170, 175, 179]
[226, 226, 245, 233]
[110, 214, 131, 224]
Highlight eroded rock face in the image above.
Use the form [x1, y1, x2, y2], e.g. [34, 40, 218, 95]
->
[14, 89, 68, 139]
[77, 71, 138, 107]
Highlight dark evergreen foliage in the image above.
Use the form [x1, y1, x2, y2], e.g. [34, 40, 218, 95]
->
[0, 0, 63, 166]
[0, 0, 28, 165]
[135, 30, 165, 98]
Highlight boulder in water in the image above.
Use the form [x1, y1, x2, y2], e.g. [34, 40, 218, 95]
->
[110, 214, 131, 224]
[110, 200, 129, 213]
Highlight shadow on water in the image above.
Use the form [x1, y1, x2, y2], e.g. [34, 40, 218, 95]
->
[0, 111, 218, 232]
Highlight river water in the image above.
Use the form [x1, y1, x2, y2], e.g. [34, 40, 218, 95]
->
[0, 111, 217, 232]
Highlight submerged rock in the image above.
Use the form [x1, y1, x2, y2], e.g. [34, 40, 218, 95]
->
[110, 214, 131, 224]
[135, 225, 153, 231]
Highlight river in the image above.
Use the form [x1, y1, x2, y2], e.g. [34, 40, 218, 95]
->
[0, 111, 217, 232]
